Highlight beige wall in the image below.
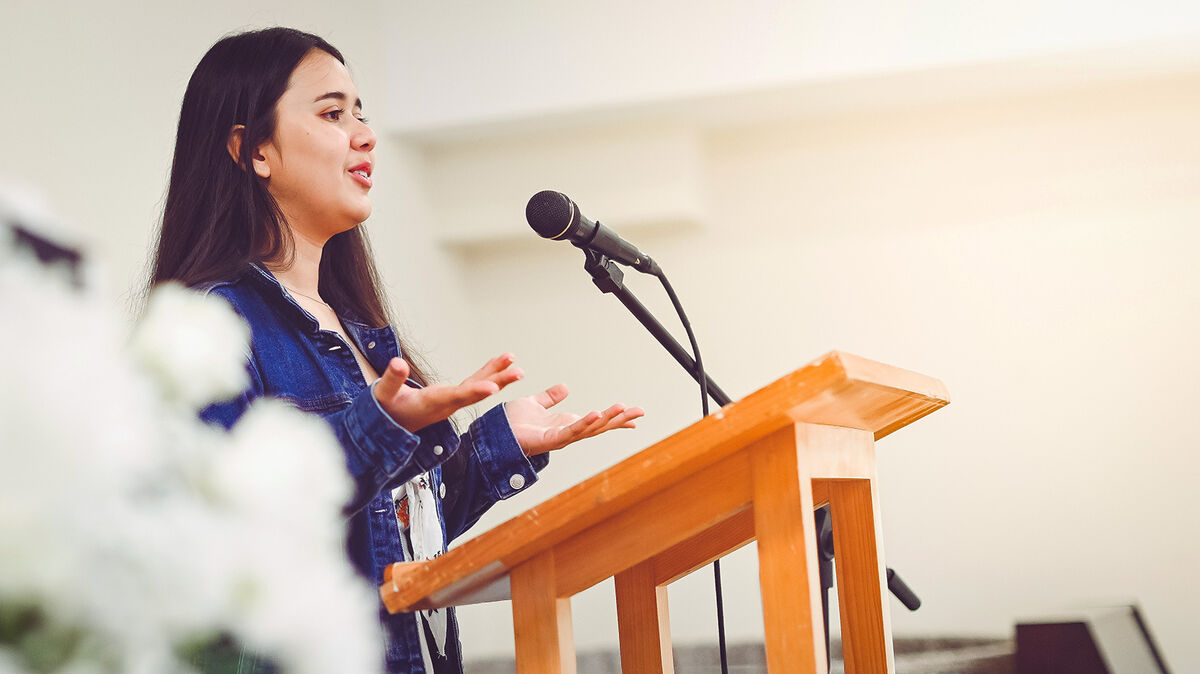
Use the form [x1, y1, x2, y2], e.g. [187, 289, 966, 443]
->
[432, 73, 1200, 669]
[4, 2, 1199, 670]
[383, 8, 1200, 669]
[382, 0, 1200, 133]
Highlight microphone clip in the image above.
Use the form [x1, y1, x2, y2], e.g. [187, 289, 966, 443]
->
[582, 248, 626, 295]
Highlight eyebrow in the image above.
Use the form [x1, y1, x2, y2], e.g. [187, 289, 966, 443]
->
[313, 91, 363, 109]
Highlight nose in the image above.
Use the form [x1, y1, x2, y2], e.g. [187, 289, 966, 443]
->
[352, 119, 376, 152]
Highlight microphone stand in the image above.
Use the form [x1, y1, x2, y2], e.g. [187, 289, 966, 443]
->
[579, 247, 922, 668]
[583, 249, 732, 406]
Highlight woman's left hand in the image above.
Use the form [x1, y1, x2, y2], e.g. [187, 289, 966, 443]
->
[505, 384, 644, 457]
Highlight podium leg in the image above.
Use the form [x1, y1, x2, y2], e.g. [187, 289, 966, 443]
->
[512, 550, 576, 674]
[615, 559, 674, 673]
[752, 426, 828, 674]
[829, 478, 894, 674]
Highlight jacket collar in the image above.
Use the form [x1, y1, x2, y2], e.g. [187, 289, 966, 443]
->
[244, 263, 397, 356]
[245, 262, 323, 335]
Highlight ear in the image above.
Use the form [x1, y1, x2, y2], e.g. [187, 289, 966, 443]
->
[226, 125, 272, 179]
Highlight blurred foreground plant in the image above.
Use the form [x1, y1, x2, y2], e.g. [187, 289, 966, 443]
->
[0, 192, 383, 674]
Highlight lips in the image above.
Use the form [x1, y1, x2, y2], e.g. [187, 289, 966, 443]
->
[348, 162, 372, 187]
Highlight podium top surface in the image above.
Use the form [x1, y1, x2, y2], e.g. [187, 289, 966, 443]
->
[382, 351, 949, 611]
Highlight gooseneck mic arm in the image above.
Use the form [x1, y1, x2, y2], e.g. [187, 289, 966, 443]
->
[525, 190, 727, 403]
[580, 249, 732, 407]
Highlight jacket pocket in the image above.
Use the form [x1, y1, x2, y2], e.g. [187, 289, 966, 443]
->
[280, 392, 354, 416]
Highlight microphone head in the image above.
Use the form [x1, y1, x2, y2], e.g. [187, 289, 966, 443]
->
[526, 190, 575, 239]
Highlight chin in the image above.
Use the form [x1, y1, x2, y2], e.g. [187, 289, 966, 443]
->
[345, 205, 372, 227]
[356, 199, 373, 221]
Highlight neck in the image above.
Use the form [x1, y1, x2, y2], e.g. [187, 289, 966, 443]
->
[265, 228, 327, 299]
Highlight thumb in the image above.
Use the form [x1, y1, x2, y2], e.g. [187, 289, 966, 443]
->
[373, 357, 411, 402]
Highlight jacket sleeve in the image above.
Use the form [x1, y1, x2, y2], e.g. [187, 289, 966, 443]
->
[200, 354, 460, 516]
[438, 404, 550, 543]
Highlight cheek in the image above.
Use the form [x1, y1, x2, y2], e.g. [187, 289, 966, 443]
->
[317, 136, 350, 180]
[295, 154, 341, 197]
[270, 125, 352, 200]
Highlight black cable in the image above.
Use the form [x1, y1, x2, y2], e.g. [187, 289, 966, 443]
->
[656, 272, 710, 417]
[655, 269, 727, 674]
[713, 559, 730, 674]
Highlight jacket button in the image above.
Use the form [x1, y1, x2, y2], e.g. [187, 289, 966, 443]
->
[439, 483, 446, 498]
[433, 444, 444, 456]
[509, 474, 526, 490]
[367, 341, 376, 349]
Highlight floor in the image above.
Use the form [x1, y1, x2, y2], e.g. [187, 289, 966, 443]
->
[464, 637, 1015, 673]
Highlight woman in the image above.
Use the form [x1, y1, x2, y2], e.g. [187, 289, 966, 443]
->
[149, 27, 642, 673]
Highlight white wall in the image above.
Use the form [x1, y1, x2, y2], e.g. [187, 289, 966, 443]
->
[5, 2, 1199, 670]
[383, 0, 1200, 133]
[431, 74, 1200, 670]
[381, 5, 1200, 670]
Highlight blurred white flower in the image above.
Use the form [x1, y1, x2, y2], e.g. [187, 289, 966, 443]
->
[209, 399, 383, 674]
[0, 194, 383, 673]
[0, 250, 157, 600]
[215, 399, 352, 535]
[129, 282, 250, 411]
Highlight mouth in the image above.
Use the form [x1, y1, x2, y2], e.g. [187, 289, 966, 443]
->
[348, 163, 373, 187]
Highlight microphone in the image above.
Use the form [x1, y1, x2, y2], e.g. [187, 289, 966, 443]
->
[525, 190, 660, 275]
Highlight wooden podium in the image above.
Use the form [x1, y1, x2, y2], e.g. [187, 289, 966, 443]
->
[380, 351, 949, 673]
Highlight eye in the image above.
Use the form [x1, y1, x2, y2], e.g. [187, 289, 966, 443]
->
[321, 109, 344, 121]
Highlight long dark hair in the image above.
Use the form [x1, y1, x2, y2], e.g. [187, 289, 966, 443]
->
[148, 27, 431, 385]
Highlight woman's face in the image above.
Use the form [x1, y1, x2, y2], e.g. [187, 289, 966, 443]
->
[253, 49, 376, 244]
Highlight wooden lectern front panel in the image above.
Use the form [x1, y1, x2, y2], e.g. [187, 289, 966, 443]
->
[552, 454, 752, 598]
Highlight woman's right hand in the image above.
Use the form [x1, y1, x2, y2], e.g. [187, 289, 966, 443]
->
[372, 353, 523, 433]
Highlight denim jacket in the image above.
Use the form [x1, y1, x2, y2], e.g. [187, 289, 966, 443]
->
[198, 263, 547, 673]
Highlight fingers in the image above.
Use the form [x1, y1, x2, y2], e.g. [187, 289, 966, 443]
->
[373, 357, 411, 402]
[410, 352, 521, 414]
[606, 406, 645, 430]
[459, 379, 502, 404]
[419, 380, 499, 413]
[554, 403, 643, 447]
[464, 353, 524, 391]
[512, 399, 646, 455]
[588, 404, 643, 434]
[493, 366, 525, 389]
[533, 384, 570, 409]
[538, 411, 597, 451]
[466, 353, 516, 382]
[564, 410, 603, 437]
[582, 404, 625, 435]
[582, 405, 644, 437]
